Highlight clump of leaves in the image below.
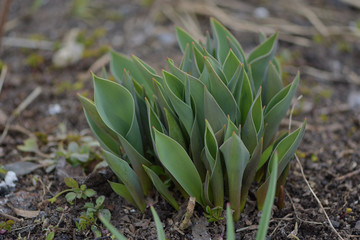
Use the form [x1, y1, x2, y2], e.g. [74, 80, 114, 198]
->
[48, 177, 96, 204]
[79, 18, 306, 221]
[0, 220, 15, 234]
[76, 195, 111, 237]
[57, 140, 95, 166]
[204, 206, 223, 222]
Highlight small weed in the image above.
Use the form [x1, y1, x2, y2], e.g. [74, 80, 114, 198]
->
[311, 154, 318, 162]
[204, 206, 224, 222]
[56, 136, 101, 168]
[320, 114, 328, 122]
[76, 195, 111, 236]
[25, 53, 44, 68]
[0, 220, 15, 233]
[48, 177, 96, 204]
[77, 28, 107, 48]
[0, 165, 7, 176]
[55, 81, 84, 95]
[82, 45, 109, 59]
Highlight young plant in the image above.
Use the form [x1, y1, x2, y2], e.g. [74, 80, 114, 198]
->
[76, 195, 111, 237]
[48, 177, 96, 204]
[0, 220, 15, 234]
[79, 18, 306, 221]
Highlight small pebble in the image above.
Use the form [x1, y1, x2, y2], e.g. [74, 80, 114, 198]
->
[254, 7, 269, 19]
[4, 171, 17, 187]
[331, 220, 340, 228]
[355, 220, 360, 230]
[48, 104, 62, 115]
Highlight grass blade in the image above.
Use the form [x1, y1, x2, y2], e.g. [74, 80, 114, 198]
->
[255, 153, 278, 240]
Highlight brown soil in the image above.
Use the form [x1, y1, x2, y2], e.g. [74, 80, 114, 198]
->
[0, 0, 359, 239]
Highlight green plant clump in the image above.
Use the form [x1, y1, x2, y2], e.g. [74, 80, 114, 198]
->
[79, 18, 306, 221]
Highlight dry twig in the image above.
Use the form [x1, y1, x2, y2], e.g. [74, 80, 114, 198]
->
[179, 196, 196, 230]
[0, 87, 42, 144]
[0, 211, 22, 222]
[295, 155, 345, 240]
[335, 169, 360, 181]
[2, 37, 54, 50]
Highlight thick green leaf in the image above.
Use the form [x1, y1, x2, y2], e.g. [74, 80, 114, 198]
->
[163, 71, 194, 135]
[64, 177, 78, 188]
[257, 122, 306, 209]
[78, 95, 121, 155]
[239, 71, 253, 126]
[262, 61, 283, 106]
[146, 98, 166, 148]
[255, 153, 278, 240]
[257, 143, 274, 171]
[131, 55, 163, 84]
[188, 76, 206, 133]
[17, 138, 38, 153]
[204, 57, 237, 121]
[192, 43, 205, 73]
[98, 213, 128, 240]
[263, 73, 300, 147]
[154, 129, 204, 206]
[226, 203, 235, 240]
[103, 150, 146, 212]
[224, 116, 238, 142]
[223, 49, 241, 83]
[110, 49, 141, 83]
[167, 58, 186, 83]
[143, 166, 179, 210]
[110, 50, 154, 98]
[150, 206, 166, 240]
[204, 121, 224, 207]
[164, 108, 186, 149]
[220, 133, 250, 221]
[240, 138, 262, 211]
[180, 43, 200, 77]
[204, 87, 227, 133]
[203, 51, 227, 83]
[247, 32, 278, 92]
[117, 134, 152, 195]
[204, 120, 218, 163]
[93, 75, 143, 154]
[152, 79, 175, 117]
[190, 117, 206, 179]
[242, 89, 263, 153]
[175, 26, 203, 54]
[205, 30, 214, 55]
[227, 62, 244, 95]
[210, 18, 246, 64]
[109, 181, 137, 207]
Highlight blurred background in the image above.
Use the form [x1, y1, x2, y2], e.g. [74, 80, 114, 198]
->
[1, 0, 359, 133]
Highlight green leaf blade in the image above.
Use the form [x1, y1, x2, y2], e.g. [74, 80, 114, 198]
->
[154, 129, 204, 206]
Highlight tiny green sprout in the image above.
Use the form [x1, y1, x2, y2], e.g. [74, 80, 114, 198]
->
[0, 165, 7, 176]
[25, 53, 44, 68]
[45, 231, 55, 240]
[311, 154, 318, 162]
[48, 177, 96, 204]
[76, 195, 111, 236]
[0, 220, 15, 233]
[204, 206, 224, 222]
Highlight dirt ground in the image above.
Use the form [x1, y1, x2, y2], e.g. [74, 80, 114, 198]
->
[0, 0, 360, 239]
